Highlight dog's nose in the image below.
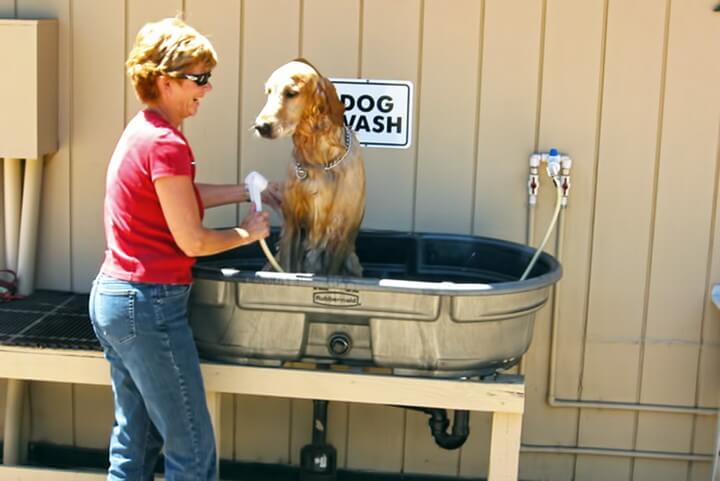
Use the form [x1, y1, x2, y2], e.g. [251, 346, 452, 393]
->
[254, 122, 273, 138]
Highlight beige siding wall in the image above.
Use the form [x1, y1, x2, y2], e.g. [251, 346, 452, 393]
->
[0, 1, 718, 480]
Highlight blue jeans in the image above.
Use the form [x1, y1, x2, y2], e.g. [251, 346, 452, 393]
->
[89, 274, 217, 481]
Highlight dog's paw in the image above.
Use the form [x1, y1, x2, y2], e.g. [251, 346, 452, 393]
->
[344, 253, 363, 277]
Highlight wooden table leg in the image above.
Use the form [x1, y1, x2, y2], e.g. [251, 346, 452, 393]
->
[3, 379, 27, 465]
[487, 412, 522, 481]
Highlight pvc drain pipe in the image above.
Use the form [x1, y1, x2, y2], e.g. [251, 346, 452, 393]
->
[17, 158, 44, 296]
[3, 158, 22, 271]
[521, 444, 713, 462]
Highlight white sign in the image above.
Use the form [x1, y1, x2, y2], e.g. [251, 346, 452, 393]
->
[331, 78, 414, 149]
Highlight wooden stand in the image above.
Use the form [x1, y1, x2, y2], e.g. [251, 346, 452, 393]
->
[0, 346, 524, 481]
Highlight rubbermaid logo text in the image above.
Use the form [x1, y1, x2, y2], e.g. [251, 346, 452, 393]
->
[313, 289, 360, 307]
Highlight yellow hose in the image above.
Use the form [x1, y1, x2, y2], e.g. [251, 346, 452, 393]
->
[520, 178, 563, 281]
[260, 238, 284, 272]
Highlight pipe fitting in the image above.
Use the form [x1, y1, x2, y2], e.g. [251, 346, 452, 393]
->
[560, 155, 572, 206]
[545, 148, 561, 178]
[528, 154, 542, 206]
[528, 172, 539, 205]
[403, 407, 470, 450]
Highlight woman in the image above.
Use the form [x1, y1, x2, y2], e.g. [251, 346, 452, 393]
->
[88, 17, 277, 481]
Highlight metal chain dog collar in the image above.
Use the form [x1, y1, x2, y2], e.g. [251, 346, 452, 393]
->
[295, 126, 353, 181]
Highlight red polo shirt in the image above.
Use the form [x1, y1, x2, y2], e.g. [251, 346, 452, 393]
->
[100, 110, 204, 284]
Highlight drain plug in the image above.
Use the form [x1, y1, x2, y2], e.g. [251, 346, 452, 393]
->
[328, 333, 351, 356]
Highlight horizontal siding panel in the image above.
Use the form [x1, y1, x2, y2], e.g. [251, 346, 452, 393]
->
[581, 342, 640, 403]
[690, 463, 712, 481]
[220, 394, 234, 460]
[635, 412, 693, 453]
[692, 415, 716, 455]
[578, 409, 635, 450]
[19, 0, 72, 290]
[582, 0, 666, 409]
[696, 344, 719, 407]
[73, 385, 113, 449]
[1, 1, 717, 480]
[234, 395, 291, 463]
[638, 3, 720, 463]
[519, 452, 575, 481]
[575, 456, 632, 481]
[458, 411, 491, 478]
[0, 0, 14, 15]
[125, 0, 182, 125]
[70, 0, 126, 291]
[633, 459, 689, 481]
[30, 382, 73, 445]
[640, 343, 700, 406]
[302, 0, 360, 76]
[185, 0, 241, 229]
[403, 409, 457, 476]
[473, 0, 542, 244]
[542, 0, 604, 405]
[644, 0, 720, 342]
[360, 0, 420, 231]
[346, 404, 404, 472]
[414, 0, 481, 234]
[524, 0, 605, 459]
[0, 379, 5, 435]
[238, 0, 300, 227]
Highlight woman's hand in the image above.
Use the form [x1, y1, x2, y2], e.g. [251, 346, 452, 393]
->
[237, 205, 270, 243]
[261, 181, 283, 214]
[158, 176, 269, 256]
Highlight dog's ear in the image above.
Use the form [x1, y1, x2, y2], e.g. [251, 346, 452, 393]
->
[293, 57, 320, 74]
[307, 76, 345, 130]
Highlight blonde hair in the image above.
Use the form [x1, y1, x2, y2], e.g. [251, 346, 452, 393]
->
[126, 17, 218, 103]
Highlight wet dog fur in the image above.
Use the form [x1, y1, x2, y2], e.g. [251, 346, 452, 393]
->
[254, 59, 365, 276]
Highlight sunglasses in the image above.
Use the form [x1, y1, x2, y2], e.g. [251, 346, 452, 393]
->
[174, 71, 212, 86]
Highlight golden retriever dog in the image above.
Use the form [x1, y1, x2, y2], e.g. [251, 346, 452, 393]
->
[254, 59, 365, 276]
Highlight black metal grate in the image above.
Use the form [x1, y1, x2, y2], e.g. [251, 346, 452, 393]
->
[13, 314, 99, 350]
[0, 312, 43, 341]
[0, 291, 100, 351]
[57, 295, 92, 316]
[1, 290, 75, 312]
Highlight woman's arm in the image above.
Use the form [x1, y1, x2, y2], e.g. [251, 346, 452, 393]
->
[196, 181, 284, 212]
[155, 176, 269, 257]
[195, 183, 248, 208]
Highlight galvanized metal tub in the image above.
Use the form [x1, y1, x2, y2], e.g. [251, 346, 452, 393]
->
[189, 230, 561, 378]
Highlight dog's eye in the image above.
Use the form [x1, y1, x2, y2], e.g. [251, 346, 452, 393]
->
[284, 90, 299, 99]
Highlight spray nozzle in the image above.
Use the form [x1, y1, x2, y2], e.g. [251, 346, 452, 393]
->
[245, 171, 268, 212]
[243, 171, 284, 273]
